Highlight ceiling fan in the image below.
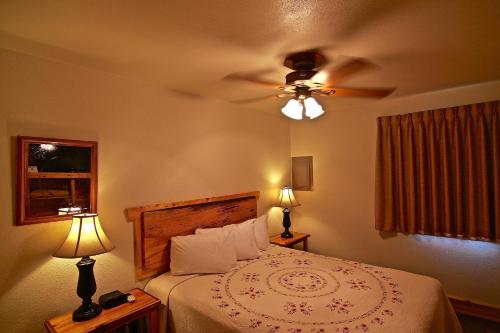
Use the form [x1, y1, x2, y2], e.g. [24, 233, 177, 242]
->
[224, 49, 394, 120]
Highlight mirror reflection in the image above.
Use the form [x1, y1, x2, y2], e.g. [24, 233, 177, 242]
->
[17, 137, 97, 225]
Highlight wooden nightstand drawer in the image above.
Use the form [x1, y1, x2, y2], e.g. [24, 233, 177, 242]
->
[44, 288, 160, 333]
[270, 231, 310, 251]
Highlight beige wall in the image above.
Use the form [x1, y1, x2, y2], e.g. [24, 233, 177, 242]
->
[0, 49, 290, 333]
[290, 81, 500, 308]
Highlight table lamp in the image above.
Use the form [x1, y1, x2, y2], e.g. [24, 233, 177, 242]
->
[53, 212, 115, 322]
[277, 186, 300, 238]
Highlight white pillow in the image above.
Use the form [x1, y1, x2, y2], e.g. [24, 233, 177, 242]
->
[195, 224, 235, 243]
[253, 214, 270, 250]
[196, 220, 260, 260]
[170, 232, 237, 275]
[232, 219, 260, 259]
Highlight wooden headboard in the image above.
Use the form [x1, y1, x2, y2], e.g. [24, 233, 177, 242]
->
[125, 191, 260, 280]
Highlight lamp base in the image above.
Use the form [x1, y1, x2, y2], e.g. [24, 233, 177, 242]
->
[280, 208, 293, 238]
[72, 302, 102, 322]
[73, 256, 101, 322]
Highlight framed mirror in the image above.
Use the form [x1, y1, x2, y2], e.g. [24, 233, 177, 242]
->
[16, 136, 98, 225]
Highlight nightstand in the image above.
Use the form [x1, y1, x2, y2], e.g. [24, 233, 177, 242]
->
[44, 288, 160, 333]
[270, 231, 310, 251]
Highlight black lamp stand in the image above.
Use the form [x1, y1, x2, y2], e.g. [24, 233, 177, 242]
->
[281, 208, 293, 238]
[73, 256, 102, 322]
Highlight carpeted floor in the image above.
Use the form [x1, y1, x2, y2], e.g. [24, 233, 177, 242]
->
[458, 313, 500, 333]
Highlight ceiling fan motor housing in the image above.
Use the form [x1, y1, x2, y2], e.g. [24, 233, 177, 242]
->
[284, 51, 327, 70]
[284, 51, 327, 86]
[285, 70, 317, 85]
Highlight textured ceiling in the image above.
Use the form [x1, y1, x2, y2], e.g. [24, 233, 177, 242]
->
[1, 0, 499, 111]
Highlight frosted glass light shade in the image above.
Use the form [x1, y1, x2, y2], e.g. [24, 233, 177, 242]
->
[281, 99, 303, 120]
[53, 213, 115, 258]
[304, 97, 324, 119]
[277, 186, 300, 208]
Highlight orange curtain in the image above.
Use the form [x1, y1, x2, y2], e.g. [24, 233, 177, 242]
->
[375, 100, 499, 242]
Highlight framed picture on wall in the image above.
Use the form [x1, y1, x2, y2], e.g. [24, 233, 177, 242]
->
[16, 136, 98, 225]
[292, 156, 313, 191]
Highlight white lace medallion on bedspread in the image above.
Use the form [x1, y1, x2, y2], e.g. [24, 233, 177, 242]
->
[210, 250, 403, 333]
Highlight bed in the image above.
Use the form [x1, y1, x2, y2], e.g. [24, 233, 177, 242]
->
[126, 191, 461, 333]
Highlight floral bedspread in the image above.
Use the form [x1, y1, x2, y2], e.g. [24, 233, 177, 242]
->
[146, 245, 462, 333]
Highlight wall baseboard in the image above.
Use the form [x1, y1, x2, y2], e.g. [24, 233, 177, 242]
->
[449, 297, 500, 323]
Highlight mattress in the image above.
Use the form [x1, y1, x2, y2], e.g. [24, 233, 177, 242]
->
[145, 245, 461, 333]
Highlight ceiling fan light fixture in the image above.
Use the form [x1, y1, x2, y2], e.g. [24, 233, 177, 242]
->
[281, 98, 303, 120]
[304, 97, 325, 119]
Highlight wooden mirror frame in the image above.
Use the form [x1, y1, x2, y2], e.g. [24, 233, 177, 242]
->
[16, 136, 98, 226]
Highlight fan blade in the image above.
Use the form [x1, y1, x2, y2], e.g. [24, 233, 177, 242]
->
[224, 73, 283, 89]
[317, 87, 394, 98]
[313, 58, 375, 86]
[230, 93, 291, 104]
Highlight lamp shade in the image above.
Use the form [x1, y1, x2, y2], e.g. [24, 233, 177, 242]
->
[277, 186, 300, 208]
[53, 213, 115, 258]
[281, 99, 303, 120]
[304, 97, 325, 119]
